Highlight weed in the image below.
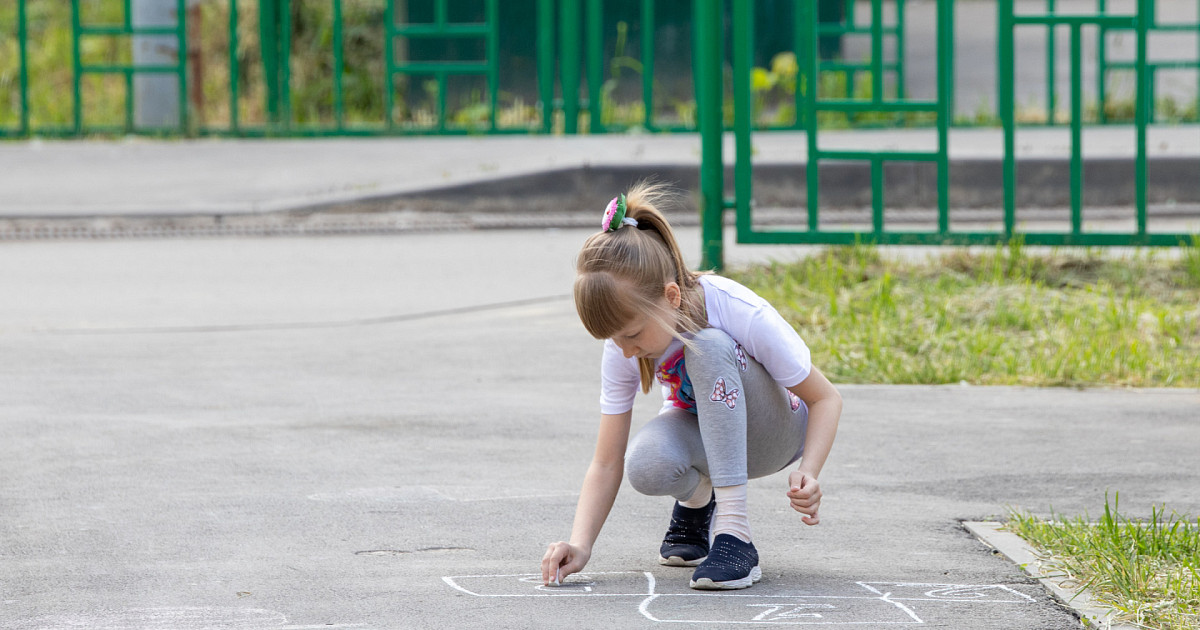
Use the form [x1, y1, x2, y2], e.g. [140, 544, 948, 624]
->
[1008, 495, 1200, 630]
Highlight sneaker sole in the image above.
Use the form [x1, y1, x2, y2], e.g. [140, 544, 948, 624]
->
[659, 555, 706, 567]
[689, 565, 762, 590]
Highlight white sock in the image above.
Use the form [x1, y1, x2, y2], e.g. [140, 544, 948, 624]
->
[712, 484, 752, 543]
[680, 476, 713, 509]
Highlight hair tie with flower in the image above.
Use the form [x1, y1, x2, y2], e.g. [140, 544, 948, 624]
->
[602, 194, 638, 232]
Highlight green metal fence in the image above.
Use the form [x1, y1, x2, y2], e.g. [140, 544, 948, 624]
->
[1000, 0, 1155, 245]
[3, 1, 1196, 136]
[698, 0, 952, 269]
[2, 0, 926, 136]
[699, 0, 1195, 270]
[3, 0, 532, 136]
[1096, 0, 1200, 124]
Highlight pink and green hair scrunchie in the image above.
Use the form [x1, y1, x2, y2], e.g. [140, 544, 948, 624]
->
[602, 194, 638, 232]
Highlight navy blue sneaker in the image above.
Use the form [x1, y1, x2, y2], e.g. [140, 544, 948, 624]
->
[658, 496, 716, 567]
[689, 533, 761, 590]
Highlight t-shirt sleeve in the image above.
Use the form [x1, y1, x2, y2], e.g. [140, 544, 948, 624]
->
[705, 276, 812, 388]
[599, 339, 641, 414]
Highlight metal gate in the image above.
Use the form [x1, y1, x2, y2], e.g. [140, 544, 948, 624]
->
[698, 0, 1195, 271]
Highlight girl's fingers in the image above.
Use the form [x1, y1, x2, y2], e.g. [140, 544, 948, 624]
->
[542, 543, 566, 584]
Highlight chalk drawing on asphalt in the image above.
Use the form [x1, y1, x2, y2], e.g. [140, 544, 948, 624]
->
[442, 573, 1038, 625]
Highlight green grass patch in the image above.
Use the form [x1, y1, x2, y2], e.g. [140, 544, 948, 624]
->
[727, 240, 1200, 387]
[1008, 498, 1200, 630]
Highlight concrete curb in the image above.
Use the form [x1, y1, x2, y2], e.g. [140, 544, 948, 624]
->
[347, 157, 1200, 215]
[964, 522, 1138, 630]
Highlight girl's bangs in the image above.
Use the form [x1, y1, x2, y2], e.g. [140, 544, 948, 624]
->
[574, 272, 641, 340]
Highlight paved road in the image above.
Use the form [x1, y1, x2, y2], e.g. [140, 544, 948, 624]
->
[2, 230, 1197, 629]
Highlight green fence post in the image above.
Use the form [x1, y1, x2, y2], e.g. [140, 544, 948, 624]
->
[1097, 0, 1108, 124]
[695, 0, 724, 271]
[18, 0, 29, 135]
[487, 0, 499, 132]
[229, 0, 240, 133]
[732, 0, 753, 241]
[999, 0, 1016, 238]
[898, 0, 909, 102]
[641, 0, 656, 131]
[1070, 22, 1083, 235]
[538, 0, 555, 133]
[384, 0, 394, 131]
[792, 2, 805, 129]
[72, 0, 82, 134]
[586, 0, 603, 132]
[937, 0, 950, 234]
[561, 0, 581, 134]
[260, 0, 281, 128]
[1136, 0, 1148, 235]
[125, 0, 134, 132]
[1046, 0, 1057, 125]
[280, 0, 292, 130]
[333, 0, 345, 130]
[176, 0, 188, 134]
[871, 156, 884, 236]
[871, 0, 883, 102]
[802, 0, 820, 232]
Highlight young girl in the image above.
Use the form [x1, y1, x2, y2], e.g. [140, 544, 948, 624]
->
[541, 182, 842, 590]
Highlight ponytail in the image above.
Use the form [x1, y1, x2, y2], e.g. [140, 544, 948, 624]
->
[574, 181, 708, 393]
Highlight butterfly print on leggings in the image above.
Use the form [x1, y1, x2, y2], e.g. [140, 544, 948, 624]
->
[710, 378, 741, 410]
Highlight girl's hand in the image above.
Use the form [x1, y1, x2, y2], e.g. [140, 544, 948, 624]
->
[541, 541, 590, 585]
[786, 471, 822, 526]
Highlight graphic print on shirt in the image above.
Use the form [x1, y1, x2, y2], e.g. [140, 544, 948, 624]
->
[656, 347, 696, 411]
[735, 345, 747, 372]
[788, 390, 803, 412]
[709, 378, 741, 410]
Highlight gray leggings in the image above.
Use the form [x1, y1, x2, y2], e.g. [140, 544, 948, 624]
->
[625, 328, 809, 499]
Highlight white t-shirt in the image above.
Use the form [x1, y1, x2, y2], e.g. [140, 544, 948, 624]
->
[599, 275, 812, 415]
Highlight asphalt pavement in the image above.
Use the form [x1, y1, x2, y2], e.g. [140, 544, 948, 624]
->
[2, 224, 1198, 629]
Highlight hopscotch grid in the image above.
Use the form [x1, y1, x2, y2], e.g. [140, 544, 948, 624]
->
[639, 591, 926, 625]
[443, 571, 651, 598]
[878, 593, 924, 624]
[857, 581, 1037, 603]
[444, 573, 1038, 625]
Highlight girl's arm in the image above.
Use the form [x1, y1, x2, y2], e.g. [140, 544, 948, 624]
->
[541, 410, 632, 585]
[785, 366, 841, 525]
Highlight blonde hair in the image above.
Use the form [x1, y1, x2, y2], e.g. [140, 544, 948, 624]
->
[574, 181, 708, 393]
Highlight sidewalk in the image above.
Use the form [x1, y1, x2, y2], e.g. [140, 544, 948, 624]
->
[1, 227, 1199, 629]
[1, 127, 1197, 237]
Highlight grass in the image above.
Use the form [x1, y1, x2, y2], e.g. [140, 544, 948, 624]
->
[727, 240, 1200, 387]
[1008, 497, 1200, 630]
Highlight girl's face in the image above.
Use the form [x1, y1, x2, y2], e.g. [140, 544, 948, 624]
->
[610, 282, 682, 360]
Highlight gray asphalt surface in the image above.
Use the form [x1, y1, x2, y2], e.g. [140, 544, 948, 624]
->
[2, 229, 1198, 629]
